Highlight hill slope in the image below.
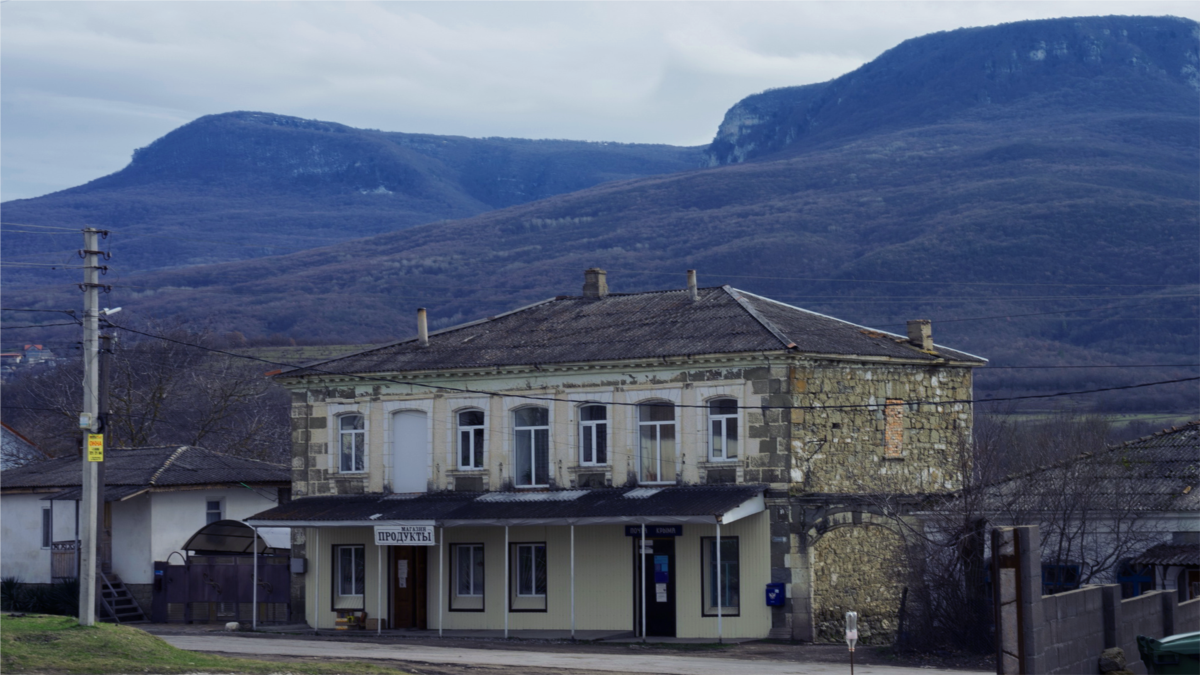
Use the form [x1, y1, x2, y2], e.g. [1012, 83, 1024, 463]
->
[1, 112, 703, 284]
[6, 16, 1198, 412]
[706, 15, 1199, 165]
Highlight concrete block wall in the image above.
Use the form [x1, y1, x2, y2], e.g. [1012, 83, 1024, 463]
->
[996, 526, 1190, 675]
[1042, 585, 1108, 675]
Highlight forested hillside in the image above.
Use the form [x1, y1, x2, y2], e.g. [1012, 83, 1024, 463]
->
[1, 112, 702, 284]
[4, 15, 1197, 412]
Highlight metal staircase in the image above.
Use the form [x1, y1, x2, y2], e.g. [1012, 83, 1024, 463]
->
[98, 571, 147, 623]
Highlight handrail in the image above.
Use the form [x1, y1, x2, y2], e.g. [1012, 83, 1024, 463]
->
[96, 570, 121, 623]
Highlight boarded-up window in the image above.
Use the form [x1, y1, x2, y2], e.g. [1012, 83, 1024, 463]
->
[884, 399, 904, 458]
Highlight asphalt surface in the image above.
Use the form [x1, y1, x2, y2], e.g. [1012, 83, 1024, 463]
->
[162, 634, 982, 675]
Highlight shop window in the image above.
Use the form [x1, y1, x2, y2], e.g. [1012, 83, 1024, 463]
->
[579, 405, 608, 466]
[708, 398, 739, 461]
[338, 414, 366, 473]
[1041, 563, 1081, 595]
[451, 543, 485, 611]
[510, 542, 547, 611]
[513, 407, 549, 487]
[457, 409, 485, 470]
[701, 537, 740, 615]
[334, 545, 365, 609]
[637, 402, 676, 483]
[205, 499, 223, 524]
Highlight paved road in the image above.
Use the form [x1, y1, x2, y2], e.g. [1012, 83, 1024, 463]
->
[162, 634, 976, 675]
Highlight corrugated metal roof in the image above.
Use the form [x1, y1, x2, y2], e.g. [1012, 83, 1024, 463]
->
[982, 421, 1200, 513]
[281, 286, 984, 378]
[1, 446, 289, 491]
[246, 485, 765, 526]
[1131, 542, 1200, 567]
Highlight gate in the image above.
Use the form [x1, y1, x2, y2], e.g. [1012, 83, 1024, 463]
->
[152, 555, 289, 623]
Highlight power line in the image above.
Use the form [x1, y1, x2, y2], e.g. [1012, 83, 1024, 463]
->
[0, 221, 83, 232]
[105, 321, 1200, 413]
[1, 322, 82, 330]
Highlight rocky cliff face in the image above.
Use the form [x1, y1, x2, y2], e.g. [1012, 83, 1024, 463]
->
[706, 15, 1200, 165]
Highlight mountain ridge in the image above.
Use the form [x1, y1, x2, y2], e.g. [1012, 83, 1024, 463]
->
[3, 15, 1197, 412]
[706, 15, 1199, 165]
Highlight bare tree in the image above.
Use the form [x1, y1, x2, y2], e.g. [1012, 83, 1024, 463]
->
[2, 320, 290, 462]
[842, 409, 1159, 654]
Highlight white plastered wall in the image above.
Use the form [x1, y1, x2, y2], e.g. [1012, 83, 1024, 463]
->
[144, 487, 279, 584]
[0, 493, 69, 584]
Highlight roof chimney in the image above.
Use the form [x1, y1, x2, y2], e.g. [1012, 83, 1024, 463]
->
[907, 319, 933, 351]
[582, 268, 608, 298]
[417, 307, 429, 347]
[687, 270, 698, 302]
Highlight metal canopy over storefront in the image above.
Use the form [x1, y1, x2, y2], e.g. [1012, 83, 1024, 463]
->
[244, 484, 766, 530]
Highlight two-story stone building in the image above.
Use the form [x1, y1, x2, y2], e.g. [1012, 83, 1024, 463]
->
[248, 269, 984, 641]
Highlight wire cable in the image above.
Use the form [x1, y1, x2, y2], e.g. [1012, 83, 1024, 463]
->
[104, 321, 1200, 412]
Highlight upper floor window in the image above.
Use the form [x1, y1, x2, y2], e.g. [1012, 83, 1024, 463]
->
[708, 398, 739, 461]
[513, 407, 549, 487]
[338, 414, 366, 473]
[637, 402, 676, 483]
[457, 409, 485, 470]
[579, 405, 607, 466]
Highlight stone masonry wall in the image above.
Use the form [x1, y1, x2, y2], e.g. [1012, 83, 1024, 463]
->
[788, 361, 972, 495]
[809, 524, 906, 644]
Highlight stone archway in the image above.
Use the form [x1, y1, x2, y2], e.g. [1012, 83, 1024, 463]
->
[809, 523, 907, 644]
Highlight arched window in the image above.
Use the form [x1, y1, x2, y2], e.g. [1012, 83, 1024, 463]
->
[708, 398, 739, 461]
[457, 409, 485, 470]
[513, 407, 549, 487]
[579, 405, 607, 466]
[637, 402, 675, 483]
[338, 414, 365, 473]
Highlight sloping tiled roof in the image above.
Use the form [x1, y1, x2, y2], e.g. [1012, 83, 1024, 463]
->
[281, 286, 984, 378]
[246, 485, 765, 526]
[1131, 542, 1200, 567]
[0, 445, 289, 492]
[983, 422, 1200, 513]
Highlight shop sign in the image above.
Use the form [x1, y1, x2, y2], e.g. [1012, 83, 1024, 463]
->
[624, 524, 682, 537]
[374, 523, 435, 546]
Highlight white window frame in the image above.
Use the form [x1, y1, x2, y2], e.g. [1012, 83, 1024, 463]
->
[637, 400, 677, 484]
[515, 543, 547, 597]
[512, 406, 550, 488]
[707, 397, 740, 462]
[336, 544, 365, 597]
[456, 408, 486, 470]
[205, 498, 224, 524]
[454, 544, 485, 597]
[578, 404, 608, 466]
[41, 506, 52, 549]
[337, 413, 367, 474]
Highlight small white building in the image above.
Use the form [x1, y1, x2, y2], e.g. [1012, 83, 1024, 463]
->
[0, 445, 290, 610]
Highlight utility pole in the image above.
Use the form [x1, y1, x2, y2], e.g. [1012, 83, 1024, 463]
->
[78, 227, 109, 626]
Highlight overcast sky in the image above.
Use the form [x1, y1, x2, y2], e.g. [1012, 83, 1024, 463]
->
[3, 1, 1197, 201]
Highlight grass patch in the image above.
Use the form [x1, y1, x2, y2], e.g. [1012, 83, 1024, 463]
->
[0, 614, 404, 674]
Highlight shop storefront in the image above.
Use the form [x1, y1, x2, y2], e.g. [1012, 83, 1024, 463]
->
[247, 485, 771, 639]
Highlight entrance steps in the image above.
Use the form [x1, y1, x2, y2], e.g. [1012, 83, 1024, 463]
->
[98, 571, 147, 623]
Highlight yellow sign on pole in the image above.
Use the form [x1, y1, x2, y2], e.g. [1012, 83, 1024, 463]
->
[86, 434, 104, 462]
